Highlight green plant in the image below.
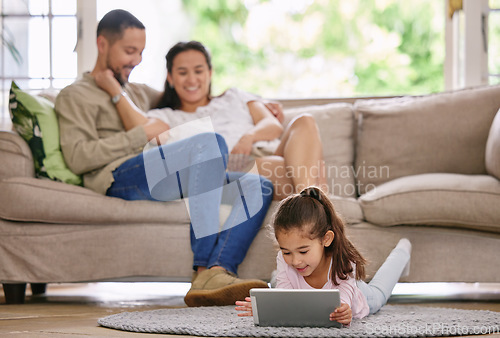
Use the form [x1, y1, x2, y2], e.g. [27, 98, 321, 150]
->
[1, 26, 23, 65]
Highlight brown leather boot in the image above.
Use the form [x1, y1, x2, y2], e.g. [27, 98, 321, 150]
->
[184, 268, 268, 307]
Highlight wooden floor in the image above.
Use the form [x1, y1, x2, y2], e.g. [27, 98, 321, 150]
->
[0, 283, 499, 337]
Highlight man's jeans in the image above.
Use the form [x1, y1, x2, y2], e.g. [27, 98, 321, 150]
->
[106, 133, 273, 274]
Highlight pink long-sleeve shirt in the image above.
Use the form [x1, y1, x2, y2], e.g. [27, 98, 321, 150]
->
[275, 251, 369, 319]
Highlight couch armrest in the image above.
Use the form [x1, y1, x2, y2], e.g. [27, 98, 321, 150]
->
[0, 131, 34, 179]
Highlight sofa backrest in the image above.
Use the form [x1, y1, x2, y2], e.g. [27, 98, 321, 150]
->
[354, 84, 500, 194]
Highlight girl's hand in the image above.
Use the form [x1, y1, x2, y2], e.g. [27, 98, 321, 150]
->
[235, 297, 253, 317]
[330, 303, 352, 325]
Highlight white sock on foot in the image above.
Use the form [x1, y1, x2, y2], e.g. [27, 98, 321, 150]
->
[395, 238, 412, 255]
[395, 238, 412, 277]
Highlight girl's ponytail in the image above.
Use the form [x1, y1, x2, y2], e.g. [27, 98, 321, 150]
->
[299, 187, 367, 285]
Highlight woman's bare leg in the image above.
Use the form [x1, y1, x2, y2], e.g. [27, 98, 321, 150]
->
[255, 114, 328, 199]
[255, 156, 295, 200]
[274, 114, 328, 194]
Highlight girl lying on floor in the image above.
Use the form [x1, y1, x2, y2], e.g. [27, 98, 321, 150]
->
[235, 186, 411, 326]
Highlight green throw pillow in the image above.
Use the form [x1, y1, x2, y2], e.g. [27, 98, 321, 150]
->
[9, 81, 82, 185]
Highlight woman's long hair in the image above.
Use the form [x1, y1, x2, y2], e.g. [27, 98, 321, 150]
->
[156, 41, 212, 110]
[272, 186, 367, 285]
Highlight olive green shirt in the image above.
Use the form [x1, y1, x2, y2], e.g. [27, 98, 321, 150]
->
[55, 73, 161, 194]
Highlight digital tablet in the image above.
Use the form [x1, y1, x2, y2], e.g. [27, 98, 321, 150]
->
[249, 288, 342, 328]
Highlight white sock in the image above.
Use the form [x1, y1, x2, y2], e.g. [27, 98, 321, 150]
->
[395, 238, 412, 255]
[394, 238, 412, 277]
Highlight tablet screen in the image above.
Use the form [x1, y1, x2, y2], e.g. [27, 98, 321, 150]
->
[250, 288, 342, 328]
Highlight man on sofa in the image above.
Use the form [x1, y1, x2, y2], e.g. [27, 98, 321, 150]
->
[55, 9, 274, 307]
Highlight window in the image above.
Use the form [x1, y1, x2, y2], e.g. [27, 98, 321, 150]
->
[489, 0, 500, 84]
[1, 0, 77, 127]
[183, 0, 445, 99]
[445, 0, 500, 89]
[94, 0, 446, 99]
[6, 1, 500, 129]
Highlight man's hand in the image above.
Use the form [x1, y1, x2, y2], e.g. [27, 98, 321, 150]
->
[330, 303, 352, 325]
[263, 101, 284, 123]
[94, 69, 122, 97]
[235, 297, 253, 317]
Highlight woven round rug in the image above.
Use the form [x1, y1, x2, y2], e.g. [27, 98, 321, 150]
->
[98, 304, 500, 337]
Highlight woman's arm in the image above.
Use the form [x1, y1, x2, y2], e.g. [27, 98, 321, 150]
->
[231, 100, 284, 155]
[94, 69, 169, 140]
[263, 101, 284, 123]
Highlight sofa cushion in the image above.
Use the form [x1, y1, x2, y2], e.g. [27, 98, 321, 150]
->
[486, 108, 500, 180]
[359, 173, 500, 233]
[280, 103, 356, 198]
[354, 85, 500, 194]
[0, 177, 189, 225]
[9, 82, 82, 185]
[330, 195, 363, 224]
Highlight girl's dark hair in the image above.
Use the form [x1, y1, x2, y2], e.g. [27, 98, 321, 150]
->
[272, 186, 366, 285]
[96, 9, 145, 43]
[156, 41, 213, 110]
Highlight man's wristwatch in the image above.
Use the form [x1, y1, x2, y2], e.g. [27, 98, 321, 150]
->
[111, 91, 127, 105]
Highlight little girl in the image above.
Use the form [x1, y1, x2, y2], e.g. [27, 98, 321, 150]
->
[235, 186, 411, 325]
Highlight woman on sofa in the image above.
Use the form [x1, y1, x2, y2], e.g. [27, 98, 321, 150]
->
[153, 41, 328, 200]
[97, 41, 328, 200]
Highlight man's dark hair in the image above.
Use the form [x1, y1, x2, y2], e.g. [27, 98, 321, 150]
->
[96, 9, 145, 43]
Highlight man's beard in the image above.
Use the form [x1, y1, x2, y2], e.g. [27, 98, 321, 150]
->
[106, 59, 127, 86]
[113, 70, 126, 87]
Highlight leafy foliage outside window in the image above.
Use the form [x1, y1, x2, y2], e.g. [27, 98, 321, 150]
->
[182, 0, 444, 98]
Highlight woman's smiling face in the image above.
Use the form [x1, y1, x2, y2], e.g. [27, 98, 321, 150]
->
[167, 49, 212, 112]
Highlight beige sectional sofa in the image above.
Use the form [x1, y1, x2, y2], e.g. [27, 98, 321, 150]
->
[1, 84, 500, 304]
